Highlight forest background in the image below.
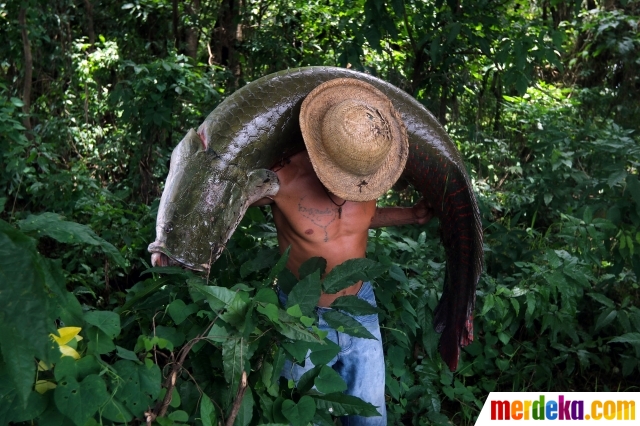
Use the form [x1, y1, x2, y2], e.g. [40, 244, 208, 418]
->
[1, 0, 639, 425]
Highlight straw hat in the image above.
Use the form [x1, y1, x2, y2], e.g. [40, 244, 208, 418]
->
[300, 78, 408, 202]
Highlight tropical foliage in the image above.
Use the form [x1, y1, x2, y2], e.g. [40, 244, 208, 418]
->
[1, 0, 639, 424]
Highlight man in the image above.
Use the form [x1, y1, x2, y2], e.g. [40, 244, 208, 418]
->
[252, 79, 432, 425]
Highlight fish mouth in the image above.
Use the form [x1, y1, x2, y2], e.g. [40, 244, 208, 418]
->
[147, 241, 219, 272]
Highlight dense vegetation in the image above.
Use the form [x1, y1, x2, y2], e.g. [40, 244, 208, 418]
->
[1, 0, 639, 424]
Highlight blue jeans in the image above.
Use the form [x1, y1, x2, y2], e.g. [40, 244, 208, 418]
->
[278, 282, 387, 425]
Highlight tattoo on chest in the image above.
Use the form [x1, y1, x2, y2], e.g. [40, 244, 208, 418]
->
[297, 197, 338, 242]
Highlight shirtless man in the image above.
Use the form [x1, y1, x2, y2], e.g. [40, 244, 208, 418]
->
[252, 79, 432, 425]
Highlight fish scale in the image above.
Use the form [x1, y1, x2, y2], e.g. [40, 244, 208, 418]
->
[149, 66, 483, 371]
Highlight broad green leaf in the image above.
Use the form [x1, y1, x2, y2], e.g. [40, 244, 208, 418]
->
[0, 370, 48, 423]
[18, 213, 125, 266]
[200, 394, 217, 426]
[282, 395, 316, 426]
[235, 387, 254, 426]
[276, 320, 323, 342]
[388, 265, 408, 283]
[587, 292, 615, 308]
[257, 303, 281, 324]
[167, 299, 199, 325]
[609, 333, 640, 345]
[101, 398, 134, 423]
[54, 375, 109, 426]
[323, 311, 377, 340]
[297, 365, 323, 393]
[315, 365, 347, 394]
[254, 288, 279, 305]
[595, 308, 617, 332]
[312, 393, 380, 417]
[282, 341, 311, 363]
[84, 310, 120, 338]
[189, 282, 236, 311]
[0, 328, 37, 407]
[287, 304, 304, 318]
[298, 256, 327, 279]
[277, 268, 298, 295]
[111, 360, 161, 416]
[330, 295, 379, 315]
[222, 338, 248, 385]
[287, 270, 321, 317]
[240, 248, 278, 278]
[308, 340, 341, 366]
[0, 222, 56, 360]
[86, 326, 116, 355]
[322, 259, 387, 294]
[168, 410, 189, 422]
[264, 246, 291, 286]
[54, 355, 101, 381]
[272, 347, 286, 386]
[626, 175, 640, 214]
[221, 293, 250, 326]
[116, 345, 141, 363]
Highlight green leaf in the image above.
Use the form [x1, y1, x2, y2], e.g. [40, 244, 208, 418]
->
[322, 259, 387, 294]
[287, 270, 321, 317]
[235, 387, 254, 426]
[200, 394, 217, 426]
[607, 170, 627, 188]
[312, 393, 380, 417]
[282, 396, 316, 426]
[272, 347, 287, 386]
[254, 288, 279, 305]
[167, 299, 199, 325]
[169, 410, 189, 422]
[220, 293, 250, 326]
[84, 310, 120, 338]
[264, 246, 291, 286]
[308, 340, 341, 366]
[323, 311, 377, 340]
[298, 257, 327, 279]
[277, 268, 298, 295]
[388, 265, 408, 283]
[86, 326, 116, 355]
[54, 355, 101, 381]
[112, 360, 162, 417]
[101, 398, 134, 423]
[189, 282, 236, 311]
[330, 295, 379, 315]
[0, 221, 56, 360]
[282, 341, 311, 364]
[297, 365, 323, 393]
[626, 175, 640, 214]
[595, 309, 617, 332]
[54, 375, 109, 426]
[314, 366, 347, 394]
[609, 332, 640, 345]
[222, 338, 248, 386]
[18, 213, 125, 266]
[587, 292, 615, 309]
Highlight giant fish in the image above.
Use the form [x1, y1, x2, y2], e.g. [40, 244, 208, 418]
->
[147, 66, 483, 371]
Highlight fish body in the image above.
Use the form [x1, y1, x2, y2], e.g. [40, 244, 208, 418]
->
[147, 66, 483, 370]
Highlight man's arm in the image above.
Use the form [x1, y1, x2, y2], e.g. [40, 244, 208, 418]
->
[370, 199, 433, 228]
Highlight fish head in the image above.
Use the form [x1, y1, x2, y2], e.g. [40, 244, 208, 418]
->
[147, 129, 279, 271]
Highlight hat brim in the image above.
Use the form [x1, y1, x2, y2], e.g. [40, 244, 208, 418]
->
[300, 78, 409, 202]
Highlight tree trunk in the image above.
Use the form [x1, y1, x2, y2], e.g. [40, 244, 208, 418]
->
[211, 0, 243, 86]
[19, 7, 33, 134]
[185, 0, 201, 60]
[83, 0, 96, 44]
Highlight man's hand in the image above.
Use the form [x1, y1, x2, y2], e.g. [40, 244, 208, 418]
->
[412, 199, 433, 225]
[370, 199, 434, 228]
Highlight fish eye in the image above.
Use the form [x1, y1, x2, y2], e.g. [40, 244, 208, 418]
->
[164, 222, 174, 233]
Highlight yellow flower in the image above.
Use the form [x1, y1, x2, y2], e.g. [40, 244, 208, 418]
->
[50, 327, 82, 359]
[35, 380, 57, 394]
